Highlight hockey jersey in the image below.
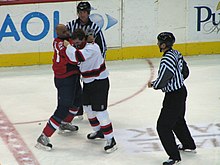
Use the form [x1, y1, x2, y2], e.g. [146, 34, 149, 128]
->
[65, 42, 109, 83]
[52, 38, 80, 78]
[66, 18, 107, 58]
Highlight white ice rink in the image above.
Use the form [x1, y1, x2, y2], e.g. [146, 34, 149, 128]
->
[0, 55, 220, 165]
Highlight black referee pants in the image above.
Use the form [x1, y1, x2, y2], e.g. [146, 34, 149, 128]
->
[156, 85, 196, 160]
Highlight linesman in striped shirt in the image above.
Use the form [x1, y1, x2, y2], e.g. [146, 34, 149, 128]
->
[148, 32, 196, 165]
[66, 1, 107, 119]
[66, 1, 107, 58]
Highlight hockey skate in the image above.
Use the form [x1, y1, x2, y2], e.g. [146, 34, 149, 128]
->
[87, 130, 104, 140]
[163, 159, 180, 165]
[58, 123, 79, 135]
[104, 137, 117, 153]
[75, 107, 84, 121]
[35, 134, 52, 151]
[75, 115, 84, 121]
[177, 144, 197, 153]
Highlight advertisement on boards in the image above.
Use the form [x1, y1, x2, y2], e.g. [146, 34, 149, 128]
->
[0, 0, 121, 55]
[0, 0, 74, 5]
[188, 0, 220, 42]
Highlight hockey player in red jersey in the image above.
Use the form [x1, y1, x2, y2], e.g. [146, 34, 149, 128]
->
[63, 28, 117, 153]
[35, 24, 82, 150]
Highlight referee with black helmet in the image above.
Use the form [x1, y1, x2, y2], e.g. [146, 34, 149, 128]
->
[148, 32, 196, 165]
[66, 1, 107, 58]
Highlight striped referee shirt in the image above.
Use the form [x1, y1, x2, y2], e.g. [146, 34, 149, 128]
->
[66, 18, 107, 58]
[152, 48, 185, 93]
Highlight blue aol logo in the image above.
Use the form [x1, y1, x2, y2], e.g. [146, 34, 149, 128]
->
[194, 1, 220, 33]
[90, 13, 118, 30]
[0, 9, 118, 42]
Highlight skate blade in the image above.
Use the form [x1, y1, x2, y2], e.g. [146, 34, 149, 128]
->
[58, 130, 78, 136]
[105, 145, 118, 153]
[35, 143, 52, 151]
[185, 149, 196, 153]
[88, 137, 105, 141]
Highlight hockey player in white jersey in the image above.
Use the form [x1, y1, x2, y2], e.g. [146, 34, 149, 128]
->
[64, 28, 117, 153]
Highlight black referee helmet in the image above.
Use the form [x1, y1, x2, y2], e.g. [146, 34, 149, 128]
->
[157, 32, 175, 47]
[77, 2, 91, 14]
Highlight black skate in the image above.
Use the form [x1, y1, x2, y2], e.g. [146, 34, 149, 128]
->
[177, 144, 197, 153]
[58, 123, 79, 135]
[35, 134, 52, 151]
[87, 130, 104, 140]
[163, 159, 180, 165]
[104, 137, 117, 153]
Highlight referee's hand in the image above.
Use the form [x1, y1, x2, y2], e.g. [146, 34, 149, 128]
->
[148, 81, 153, 88]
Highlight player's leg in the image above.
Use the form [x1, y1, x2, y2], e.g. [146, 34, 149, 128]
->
[74, 76, 84, 120]
[58, 75, 80, 134]
[36, 103, 69, 150]
[36, 76, 78, 150]
[84, 105, 104, 139]
[95, 110, 117, 153]
[82, 81, 104, 139]
[90, 78, 117, 153]
[59, 107, 79, 134]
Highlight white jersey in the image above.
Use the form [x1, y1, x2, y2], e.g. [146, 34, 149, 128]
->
[66, 43, 109, 83]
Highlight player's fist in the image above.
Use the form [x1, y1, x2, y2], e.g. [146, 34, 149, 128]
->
[87, 35, 94, 43]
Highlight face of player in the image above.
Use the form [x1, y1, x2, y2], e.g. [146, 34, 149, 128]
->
[57, 26, 70, 39]
[78, 10, 89, 24]
[73, 38, 86, 49]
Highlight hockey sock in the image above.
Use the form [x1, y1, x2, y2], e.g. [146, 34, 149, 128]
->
[43, 116, 61, 137]
[63, 107, 79, 123]
[84, 105, 100, 131]
[100, 123, 113, 140]
[88, 117, 101, 132]
[96, 110, 113, 139]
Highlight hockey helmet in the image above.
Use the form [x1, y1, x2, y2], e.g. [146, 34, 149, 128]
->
[157, 32, 175, 47]
[77, 2, 91, 14]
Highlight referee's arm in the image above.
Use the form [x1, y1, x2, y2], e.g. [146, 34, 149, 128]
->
[153, 67, 173, 89]
[95, 30, 107, 58]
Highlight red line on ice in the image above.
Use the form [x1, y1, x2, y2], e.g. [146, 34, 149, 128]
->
[0, 108, 40, 165]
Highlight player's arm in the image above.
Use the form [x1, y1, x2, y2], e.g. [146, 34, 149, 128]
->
[65, 40, 91, 62]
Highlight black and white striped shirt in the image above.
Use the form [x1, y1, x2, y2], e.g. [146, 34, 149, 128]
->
[152, 49, 185, 92]
[66, 18, 107, 58]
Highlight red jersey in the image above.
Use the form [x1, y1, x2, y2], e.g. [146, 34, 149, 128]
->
[52, 38, 79, 78]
